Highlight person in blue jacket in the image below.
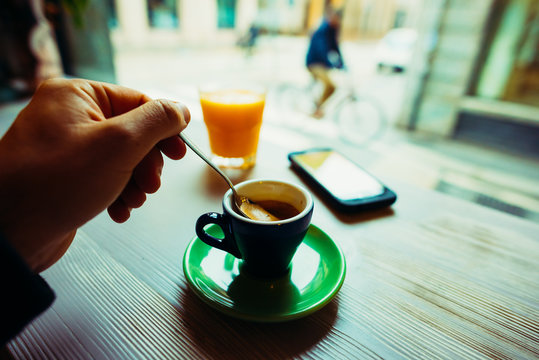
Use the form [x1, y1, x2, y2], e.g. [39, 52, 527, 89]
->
[306, 7, 344, 118]
[0, 78, 191, 345]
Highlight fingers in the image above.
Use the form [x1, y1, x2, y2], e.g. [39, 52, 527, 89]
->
[89, 80, 151, 118]
[158, 135, 187, 160]
[108, 147, 165, 223]
[133, 147, 163, 194]
[92, 81, 191, 144]
[106, 134, 186, 224]
[107, 200, 131, 223]
[83, 80, 191, 223]
[120, 180, 147, 208]
[106, 99, 190, 163]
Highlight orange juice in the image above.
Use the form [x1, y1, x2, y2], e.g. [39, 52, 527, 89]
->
[200, 89, 265, 168]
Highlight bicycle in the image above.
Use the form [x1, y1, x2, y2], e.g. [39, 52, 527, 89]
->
[273, 68, 388, 145]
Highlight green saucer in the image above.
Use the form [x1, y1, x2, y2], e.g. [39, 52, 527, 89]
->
[183, 224, 346, 322]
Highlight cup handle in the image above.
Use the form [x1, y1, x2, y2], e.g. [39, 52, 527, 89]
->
[195, 212, 242, 259]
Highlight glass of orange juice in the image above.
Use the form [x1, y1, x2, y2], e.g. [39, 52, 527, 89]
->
[199, 84, 266, 169]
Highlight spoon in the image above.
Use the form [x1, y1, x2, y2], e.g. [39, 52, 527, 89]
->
[178, 133, 279, 221]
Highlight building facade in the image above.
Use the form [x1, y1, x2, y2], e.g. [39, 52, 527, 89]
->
[399, 0, 538, 156]
[108, 0, 410, 48]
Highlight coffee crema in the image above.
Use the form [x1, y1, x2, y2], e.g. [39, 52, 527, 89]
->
[254, 200, 300, 220]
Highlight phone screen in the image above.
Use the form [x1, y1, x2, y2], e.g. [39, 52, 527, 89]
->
[291, 150, 385, 200]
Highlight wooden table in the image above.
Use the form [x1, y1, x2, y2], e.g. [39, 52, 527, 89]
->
[5, 118, 539, 359]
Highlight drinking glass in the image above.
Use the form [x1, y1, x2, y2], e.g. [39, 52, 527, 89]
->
[199, 83, 266, 169]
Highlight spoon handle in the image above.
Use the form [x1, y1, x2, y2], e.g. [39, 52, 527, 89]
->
[178, 132, 237, 196]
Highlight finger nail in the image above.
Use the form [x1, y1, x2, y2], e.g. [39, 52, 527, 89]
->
[173, 101, 191, 128]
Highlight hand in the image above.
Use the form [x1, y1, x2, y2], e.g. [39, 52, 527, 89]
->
[328, 51, 342, 69]
[0, 78, 190, 272]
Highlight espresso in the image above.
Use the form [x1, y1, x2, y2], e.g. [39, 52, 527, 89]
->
[255, 200, 300, 220]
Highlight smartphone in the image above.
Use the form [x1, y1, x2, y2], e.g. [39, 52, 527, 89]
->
[288, 148, 396, 212]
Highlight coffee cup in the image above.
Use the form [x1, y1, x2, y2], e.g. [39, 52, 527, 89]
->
[195, 179, 314, 277]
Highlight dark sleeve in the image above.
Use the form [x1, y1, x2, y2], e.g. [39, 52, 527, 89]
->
[0, 232, 55, 346]
[327, 28, 344, 68]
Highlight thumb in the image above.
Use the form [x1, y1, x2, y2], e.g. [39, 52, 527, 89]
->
[107, 99, 190, 160]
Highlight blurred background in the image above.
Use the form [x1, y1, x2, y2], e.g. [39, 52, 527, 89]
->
[1, 0, 538, 221]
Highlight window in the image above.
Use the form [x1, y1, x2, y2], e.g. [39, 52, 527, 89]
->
[217, 0, 236, 29]
[106, 0, 118, 28]
[147, 0, 179, 29]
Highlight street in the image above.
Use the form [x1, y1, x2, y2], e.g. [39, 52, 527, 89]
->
[113, 35, 407, 126]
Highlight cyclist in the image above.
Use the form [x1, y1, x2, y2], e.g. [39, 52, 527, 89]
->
[305, 6, 344, 118]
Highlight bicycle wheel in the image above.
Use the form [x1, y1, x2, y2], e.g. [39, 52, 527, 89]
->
[275, 83, 317, 115]
[333, 95, 387, 145]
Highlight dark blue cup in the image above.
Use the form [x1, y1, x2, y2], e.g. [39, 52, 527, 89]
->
[196, 179, 314, 277]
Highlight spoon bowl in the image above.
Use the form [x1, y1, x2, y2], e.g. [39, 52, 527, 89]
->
[179, 133, 278, 221]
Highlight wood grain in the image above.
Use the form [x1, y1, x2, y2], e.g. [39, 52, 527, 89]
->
[7, 209, 538, 359]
